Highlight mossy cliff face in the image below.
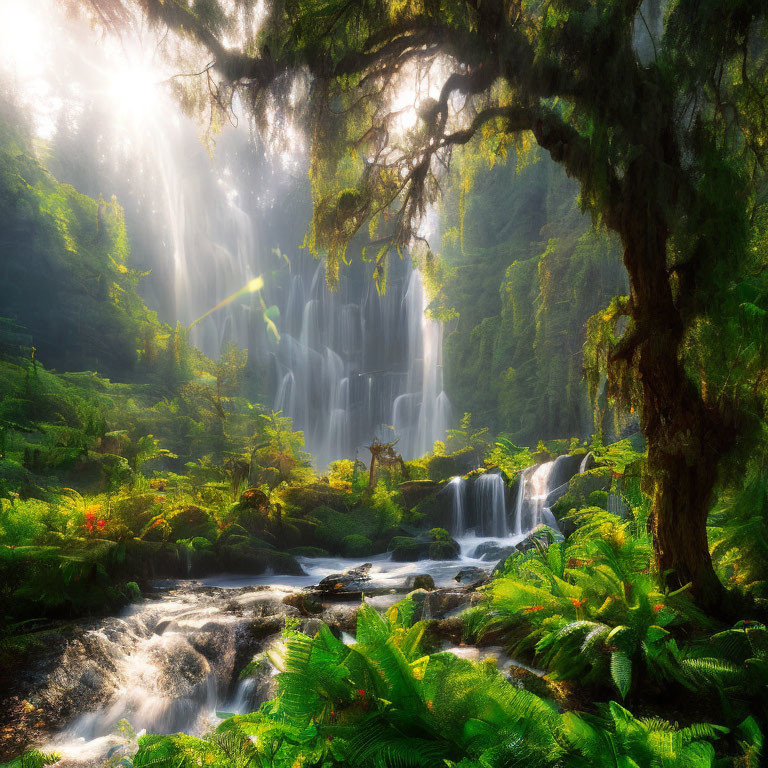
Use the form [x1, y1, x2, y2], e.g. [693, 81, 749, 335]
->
[0, 104, 156, 377]
[436, 152, 628, 443]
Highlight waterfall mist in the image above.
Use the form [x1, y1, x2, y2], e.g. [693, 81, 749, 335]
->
[0, 0, 452, 467]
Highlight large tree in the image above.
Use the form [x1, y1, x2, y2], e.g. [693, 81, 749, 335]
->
[86, 0, 768, 609]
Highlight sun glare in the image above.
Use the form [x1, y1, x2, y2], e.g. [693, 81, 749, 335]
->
[0, 1, 46, 76]
[106, 59, 162, 122]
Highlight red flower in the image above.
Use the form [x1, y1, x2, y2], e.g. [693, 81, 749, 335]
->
[73, 576, 80, 582]
[653, 604, 664, 612]
[97, 519, 106, 528]
[569, 598, 587, 608]
[523, 605, 545, 614]
[357, 689, 366, 697]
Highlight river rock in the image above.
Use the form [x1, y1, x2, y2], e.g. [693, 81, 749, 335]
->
[168, 505, 218, 543]
[282, 591, 324, 615]
[471, 542, 517, 562]
[408, 587, 472, 621]
[404, 574, 435, 591]
[316, 563, 372, 593]
[454, 566, 491, 587]
[389, 530, 460, 562]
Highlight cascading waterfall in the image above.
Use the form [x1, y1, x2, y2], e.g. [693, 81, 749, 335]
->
[271, 259, 452, 468]
[447, 476, 466, 534]
[473, 474, 509, 538]
[512, 455, 585, 536]
[40, 588, 272, 765]
[0, 1, 453, 470]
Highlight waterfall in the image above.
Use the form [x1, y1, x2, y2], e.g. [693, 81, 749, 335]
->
[473, 474, 509, 538]
[579, 451, 593, 473]
[0, 1, 452, 471]
[271, 261, 452, 468]
[446, 476, 466, 535]
[512, 460, 566, 536]
[512, 469, 528, 537]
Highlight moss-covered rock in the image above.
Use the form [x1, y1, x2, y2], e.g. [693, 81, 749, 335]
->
[389, 536, 422, 562]
[264, 551, 306, 576]
[424, 448, 478, 482]
[428, 540, 460, 560]
[216, 542, 266, 573]
[232, 507, 269, 537]
[550, 467, 614, 534]
[168, 505, 218, 542]
[405, 574, 436, 590]
[388, 529, 460, 561]
[410, 490, 452, 530]
[281, 483, 350, 515]
[218, 523, 250, 542]
[398, 480, 441, 510]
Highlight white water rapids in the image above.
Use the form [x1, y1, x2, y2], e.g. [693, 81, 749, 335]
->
[27, 456, 586, 766]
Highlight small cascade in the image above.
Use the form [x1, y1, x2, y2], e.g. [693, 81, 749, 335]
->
[526, 461, 557, 531]
[473, 474, 509, 538]
[39, 587, 293, 765]
[512, 459, 569, 535]
[228, 678, 255, 716]
[579, 451, 593, 473]
[446, 476, 466, 535]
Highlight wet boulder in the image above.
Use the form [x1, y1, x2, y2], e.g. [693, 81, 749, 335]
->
[471, 542, 517, 562]
[282, 591, 325, 615]
[389, 536, 422, 561]
[389, 529, 460, 561]
[427, 528, 460, 559]
[406, 587, 472, 622]
[429, 540, 460, 560]
[454, 566, 491, 587]
[404, 574, 435, 591]
[265, 550, 306, 576]
[316, 563, 372, 593]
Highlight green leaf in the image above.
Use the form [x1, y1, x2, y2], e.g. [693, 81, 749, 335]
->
[610, 650, 632, 699]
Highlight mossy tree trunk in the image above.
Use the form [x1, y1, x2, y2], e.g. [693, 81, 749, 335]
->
[613, 155, 730, 610]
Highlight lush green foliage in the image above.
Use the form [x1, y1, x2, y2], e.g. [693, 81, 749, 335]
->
[437, 153, 628, 444]
[131, 599, 745, 768]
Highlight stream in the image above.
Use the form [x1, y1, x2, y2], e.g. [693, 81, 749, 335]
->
[12, 456, 584, 766]
[23, 541, 515, 766]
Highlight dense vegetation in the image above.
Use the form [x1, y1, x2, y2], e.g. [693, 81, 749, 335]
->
[433, 150, 628, 445]
[2, 0, 768, 766]
[87, 0, 768, 609]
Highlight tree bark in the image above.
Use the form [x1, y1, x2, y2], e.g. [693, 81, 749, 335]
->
[615, 158, 729, 610]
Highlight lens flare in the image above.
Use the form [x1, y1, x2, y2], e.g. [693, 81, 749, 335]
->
[188, 275, 280, 342]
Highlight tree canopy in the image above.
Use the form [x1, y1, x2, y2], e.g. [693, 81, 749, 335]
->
[80, 0, 768, 609]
